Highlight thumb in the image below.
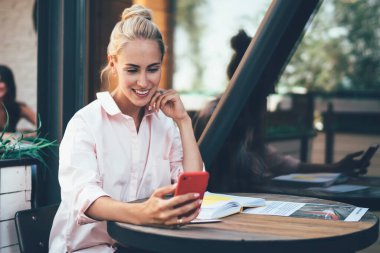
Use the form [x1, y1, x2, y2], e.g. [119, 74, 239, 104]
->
[346, 150, 364, 159]
[152, 184, 177, 198]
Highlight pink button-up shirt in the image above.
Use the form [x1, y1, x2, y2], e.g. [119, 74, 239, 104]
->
[49, 92, 184, 252]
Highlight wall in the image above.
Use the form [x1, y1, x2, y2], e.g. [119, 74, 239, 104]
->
[0, 165, 32, 253]
[0, 0, 37, 130]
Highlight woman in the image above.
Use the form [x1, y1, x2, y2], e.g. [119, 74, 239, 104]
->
[0, 65, 36, 132]
[49, 5, 203, 252]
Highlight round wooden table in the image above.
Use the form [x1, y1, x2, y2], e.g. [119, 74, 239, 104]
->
[107, 194, 379, 253]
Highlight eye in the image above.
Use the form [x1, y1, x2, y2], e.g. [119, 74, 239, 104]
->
[148, 67, 159, 73]
[125, 68, 138, 73]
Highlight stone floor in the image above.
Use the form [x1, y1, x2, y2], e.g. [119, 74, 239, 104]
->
[310, 133, 380, 253]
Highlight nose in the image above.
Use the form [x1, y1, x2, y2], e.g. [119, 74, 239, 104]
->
[137, 73, 148, 88]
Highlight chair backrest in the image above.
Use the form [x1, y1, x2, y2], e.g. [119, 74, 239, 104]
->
[14, 204, 59, 253]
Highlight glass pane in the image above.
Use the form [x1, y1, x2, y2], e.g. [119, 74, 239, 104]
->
[278, 0, 380, 93]
[0, 0, 37, 132]
[174, 0, 272, 109]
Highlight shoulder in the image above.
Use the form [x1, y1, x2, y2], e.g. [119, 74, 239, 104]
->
[65, 100, 103, 131]
[75, 99, 102, 118]
[17, 102, 29, 112]
[18, 103, 33, 113]
[17, 102, 36, 124]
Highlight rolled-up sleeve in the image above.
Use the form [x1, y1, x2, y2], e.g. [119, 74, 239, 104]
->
[169, 125, 184, 183]
[59, 115, 110, 225]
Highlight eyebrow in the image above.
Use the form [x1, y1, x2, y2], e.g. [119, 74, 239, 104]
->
[125, 63, 161, 68]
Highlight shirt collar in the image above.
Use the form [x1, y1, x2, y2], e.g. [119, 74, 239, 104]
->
[96, 92, 121, 116]
[96, 91, 157, 118]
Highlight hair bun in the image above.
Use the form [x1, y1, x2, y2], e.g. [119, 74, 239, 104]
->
[121, 4, 152, 21]
[230, 29, 251, 55]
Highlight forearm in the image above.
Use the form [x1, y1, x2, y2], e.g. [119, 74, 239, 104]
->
[175, 115, 203, 172]
[85, 196, 145, 225]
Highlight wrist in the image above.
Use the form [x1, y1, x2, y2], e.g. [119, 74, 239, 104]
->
[331, 162, 340, 172]
[136, 202, 150, 225]
[124, 202, 146, 225]
[174, 114, 192, 127]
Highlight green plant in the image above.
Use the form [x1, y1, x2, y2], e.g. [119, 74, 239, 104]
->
[0, 104, 56, 165]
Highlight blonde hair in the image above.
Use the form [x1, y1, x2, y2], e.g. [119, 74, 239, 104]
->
[100, 4, 166, 90]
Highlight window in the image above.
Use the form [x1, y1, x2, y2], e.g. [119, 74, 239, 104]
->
[278, 0, 380, 94]
[174, 0, 272, 110]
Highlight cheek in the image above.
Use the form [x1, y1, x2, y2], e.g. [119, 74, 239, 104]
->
[118, 73, 134, 86]
[149, 72, 162, 86]
[0, 83, 7, 93]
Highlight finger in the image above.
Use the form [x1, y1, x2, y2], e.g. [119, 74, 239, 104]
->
[163, 199, 201, 223]
[156, 90, 175, 110]
[184, 206, 202, 222]
[347, 150, 364, 159]
[362, 161, 370, 168]
[160, 94, 179, 109]
[169, 198, 202, 218]
[150, 198, 200, 225]
[152, 184, 177, 198]
[166, 192, 200, 208]
[351, 168, 360, 176]
[359, 168, 367, 175]
[149, 91, 162, 110]
[358, 161, 370, 175]
[167, 207, 201, 227]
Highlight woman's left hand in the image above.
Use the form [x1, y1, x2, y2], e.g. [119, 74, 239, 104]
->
[333, 150, 367, 176]
[149, 89, 188, 122]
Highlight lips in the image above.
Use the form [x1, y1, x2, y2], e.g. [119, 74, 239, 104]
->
[132, 89, 150, 97]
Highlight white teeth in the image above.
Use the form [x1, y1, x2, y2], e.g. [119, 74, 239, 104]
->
[134, 89, 149, 95]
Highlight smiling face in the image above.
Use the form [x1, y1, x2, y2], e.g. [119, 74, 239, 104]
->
[111, 39, 162, 114]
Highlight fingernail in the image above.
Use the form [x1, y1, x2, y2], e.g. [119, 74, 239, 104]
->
[148, 106, 151, 110]
[194, 193, 200, 198]
[198, 200, 203, 205]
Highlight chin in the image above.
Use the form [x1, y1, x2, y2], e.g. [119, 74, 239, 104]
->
[131, 98, 150, 108]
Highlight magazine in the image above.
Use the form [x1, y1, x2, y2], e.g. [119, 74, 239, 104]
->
[243, 201, 368, 222]
[197, 192, 266, 220]
[271, 173, 347, 187]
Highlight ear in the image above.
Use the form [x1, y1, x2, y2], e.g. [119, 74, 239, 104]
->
[107, 55, 115, 67]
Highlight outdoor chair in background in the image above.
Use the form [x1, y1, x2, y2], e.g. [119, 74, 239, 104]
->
[14, 204, 59, 253]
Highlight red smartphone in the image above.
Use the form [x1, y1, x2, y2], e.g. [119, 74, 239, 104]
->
[174, 171, 209, 199]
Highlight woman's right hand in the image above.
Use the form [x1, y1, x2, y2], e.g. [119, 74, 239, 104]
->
[138, 184, 202, 227]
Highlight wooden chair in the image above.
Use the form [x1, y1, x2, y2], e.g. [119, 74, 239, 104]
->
[14, 204, 59, 253]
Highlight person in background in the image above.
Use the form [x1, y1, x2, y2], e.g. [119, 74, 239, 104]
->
[193, 29, 368, 192]
[49, 5, 203, 253]
[0, 65, 36, 133]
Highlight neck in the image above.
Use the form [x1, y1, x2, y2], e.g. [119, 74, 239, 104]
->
[112, 89, 145, 130]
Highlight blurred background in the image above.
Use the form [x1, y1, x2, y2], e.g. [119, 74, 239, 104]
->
[1, 0, 380, 252]
[1, 0, 378, 172]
